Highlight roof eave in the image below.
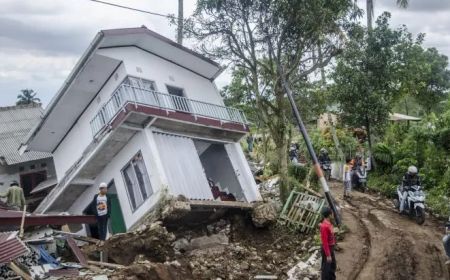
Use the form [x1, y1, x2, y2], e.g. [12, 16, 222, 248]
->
[20, 31, 106, 151]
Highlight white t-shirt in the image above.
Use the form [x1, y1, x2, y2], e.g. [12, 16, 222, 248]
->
[96, 195, 108, 216]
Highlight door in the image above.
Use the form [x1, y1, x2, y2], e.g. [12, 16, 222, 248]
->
[108, 181, 126, 234]
[109, 194, 126, 234]
[166, 85, 191, 112]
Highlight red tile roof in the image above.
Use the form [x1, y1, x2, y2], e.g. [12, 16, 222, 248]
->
[0, 231, 29, 265]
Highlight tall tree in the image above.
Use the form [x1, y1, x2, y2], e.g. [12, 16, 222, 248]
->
[186, 0, 356, 201]
[332, 13, 415, 162]
[366, 0, 408, 30]
[16, 89, 40, 105]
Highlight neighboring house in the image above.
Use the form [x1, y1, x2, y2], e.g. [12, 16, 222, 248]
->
[0, 104, 56, 211]
[21, 27, 261, 234]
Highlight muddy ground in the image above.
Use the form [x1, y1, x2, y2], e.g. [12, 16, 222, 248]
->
[331, 182, 450, 280]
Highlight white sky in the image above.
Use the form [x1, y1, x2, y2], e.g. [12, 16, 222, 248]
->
[0, 0, 449, 107]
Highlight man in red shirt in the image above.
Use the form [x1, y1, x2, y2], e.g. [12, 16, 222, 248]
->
[320, 207, 336, 280]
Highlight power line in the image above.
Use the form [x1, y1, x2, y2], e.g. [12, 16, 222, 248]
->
[89, 0, 178, 20]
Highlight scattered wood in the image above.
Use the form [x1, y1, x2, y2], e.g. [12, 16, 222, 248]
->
[87, 261, 124, 269]
[8, 262, 32, 280]
[66, 236, 88, 266]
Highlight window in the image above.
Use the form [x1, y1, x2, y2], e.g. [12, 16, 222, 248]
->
[121, 151, 153, 210]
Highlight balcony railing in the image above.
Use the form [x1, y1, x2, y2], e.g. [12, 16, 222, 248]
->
[90, 84, 248, 137]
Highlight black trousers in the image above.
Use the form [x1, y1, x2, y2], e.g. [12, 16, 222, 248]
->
[97, 215, 109, 241]
[321, 245, 336, 280]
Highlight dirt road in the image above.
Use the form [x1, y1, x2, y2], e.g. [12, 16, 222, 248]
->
[330, 182, 449, 280]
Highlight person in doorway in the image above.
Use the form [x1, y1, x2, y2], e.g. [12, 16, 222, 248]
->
[320, 207, 336, 280]
[399, 166, 421, 213]
[343, 157, 352, 199]
[246, 133, 254, 153]
[0, 181, 26, 210]
[90, 183, 111, 241]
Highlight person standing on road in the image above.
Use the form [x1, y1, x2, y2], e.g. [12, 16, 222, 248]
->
[90, 182, 111, 241]
[0, 181, 26, 210]
[343, 157, 352, 199]
[320, 207, 336, 280]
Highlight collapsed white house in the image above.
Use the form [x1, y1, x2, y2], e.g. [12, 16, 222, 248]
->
[21, 27, 261, 235]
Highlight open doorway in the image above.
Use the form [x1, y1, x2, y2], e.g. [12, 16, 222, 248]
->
[194, 140, 246, 201]
[20, 170, 47, 197]
[167, 85, 191, 112]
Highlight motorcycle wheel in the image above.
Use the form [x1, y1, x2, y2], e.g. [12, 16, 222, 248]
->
[415, 207, 425, 225]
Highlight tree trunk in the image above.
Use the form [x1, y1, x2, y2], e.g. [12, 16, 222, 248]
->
[276, 135, 290, 203]
[177, 0, 183, 45]
[366, 0, 373, 31]
[366, 117, 375, 170]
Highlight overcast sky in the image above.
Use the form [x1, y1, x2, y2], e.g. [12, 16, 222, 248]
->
[0, 0, 449, 107]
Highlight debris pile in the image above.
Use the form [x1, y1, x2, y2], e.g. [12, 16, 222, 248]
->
[100, 222, 175, 265]
[0, 176, 326, 279]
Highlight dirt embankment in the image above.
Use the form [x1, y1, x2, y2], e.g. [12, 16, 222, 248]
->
[332, 182, 449, 280]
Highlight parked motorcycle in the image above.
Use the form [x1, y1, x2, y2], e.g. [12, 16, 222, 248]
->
[393, 185, 426, 225]
[352, 165, 367, 192]
[320, 161, 332, 180]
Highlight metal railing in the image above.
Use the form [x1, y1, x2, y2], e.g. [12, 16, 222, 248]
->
[90, 83, 248, 137]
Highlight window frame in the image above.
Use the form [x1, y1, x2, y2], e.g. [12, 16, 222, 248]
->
[120, 151, 153, 212]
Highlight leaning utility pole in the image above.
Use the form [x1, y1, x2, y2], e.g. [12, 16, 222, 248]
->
[177, 0, 183, 45]
[280, 69, 341, 226]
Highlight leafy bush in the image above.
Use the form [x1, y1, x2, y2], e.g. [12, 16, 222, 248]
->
[373, 143, 394, 171]
[288, 164, 309, 182]
[367, 173, 399, 197]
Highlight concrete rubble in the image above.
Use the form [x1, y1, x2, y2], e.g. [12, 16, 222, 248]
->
[0, 172, 326, 279]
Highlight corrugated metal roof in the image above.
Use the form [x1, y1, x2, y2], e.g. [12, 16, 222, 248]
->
[0, 104, 52, 165]
[0, 231, 30, 264]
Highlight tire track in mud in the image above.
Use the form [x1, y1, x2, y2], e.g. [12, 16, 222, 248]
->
[331, 182, 449, 280]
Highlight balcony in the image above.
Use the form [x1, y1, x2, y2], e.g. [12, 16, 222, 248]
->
[90, 82, 248, 138]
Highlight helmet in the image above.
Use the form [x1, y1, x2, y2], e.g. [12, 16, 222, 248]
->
[407, 166, 418, 175]
[320, 148, 327, 154]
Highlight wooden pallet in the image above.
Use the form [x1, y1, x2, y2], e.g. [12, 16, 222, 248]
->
[278, 191, 325, 233]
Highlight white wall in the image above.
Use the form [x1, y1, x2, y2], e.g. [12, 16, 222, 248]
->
[97, 47, 224, 106]
[52, 64, 128, 180]
[54, 46, 225, 180]
[68, 131, 164, 229]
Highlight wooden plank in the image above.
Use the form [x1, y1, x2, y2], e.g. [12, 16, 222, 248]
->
[19, 205, 27, 239]
[66, 237, 88, 266]
[54, 231, 101, 244]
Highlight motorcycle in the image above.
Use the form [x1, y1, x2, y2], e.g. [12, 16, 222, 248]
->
[352, 165, 367, 192]
[393, 185, 426, 225]
[320, 161, 332, 180]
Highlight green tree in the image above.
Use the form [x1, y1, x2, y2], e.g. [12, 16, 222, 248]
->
[16, 89, 40, 105]
[394, 36, 450, 115]
[186, 0, 356, 201]
[331, 13, 416, 164]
